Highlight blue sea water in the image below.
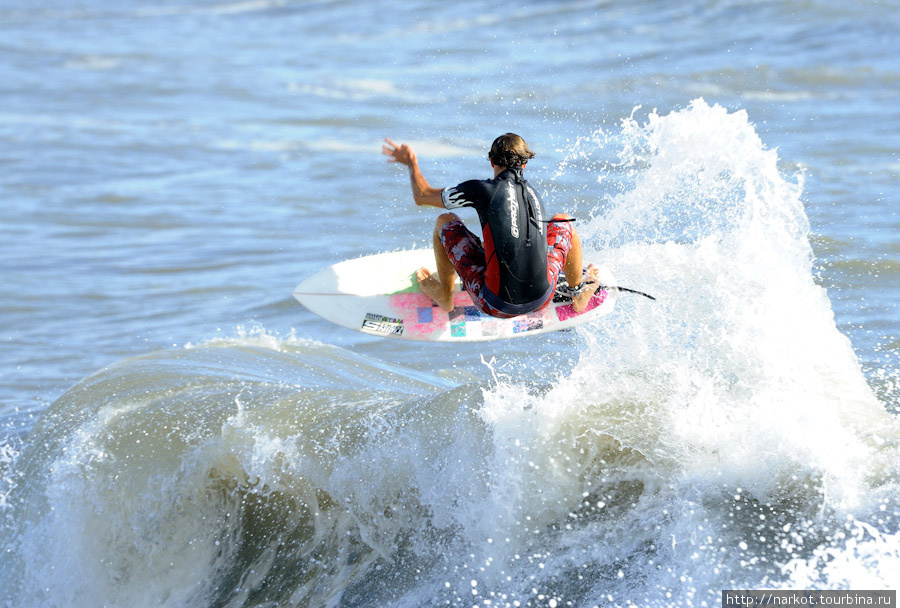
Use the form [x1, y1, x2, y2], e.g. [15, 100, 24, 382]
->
[1, 1, 899, 606]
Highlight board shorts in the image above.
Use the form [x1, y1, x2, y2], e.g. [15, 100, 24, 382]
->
[439, 217, 574, 319]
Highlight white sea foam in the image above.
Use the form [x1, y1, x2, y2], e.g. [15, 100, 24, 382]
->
[135, 0, 288, 18]
[466, 99, 900, 602]
[62, 55, 122, 71]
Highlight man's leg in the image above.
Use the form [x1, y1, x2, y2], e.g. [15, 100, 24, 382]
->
[416, 213, 459, 312]
[553, 214, 599, 313]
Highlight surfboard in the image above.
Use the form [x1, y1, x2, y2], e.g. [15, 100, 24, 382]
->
[292, 249, 617, 342]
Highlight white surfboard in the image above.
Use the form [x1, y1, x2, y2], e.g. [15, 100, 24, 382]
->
[292, 249, 618, 342]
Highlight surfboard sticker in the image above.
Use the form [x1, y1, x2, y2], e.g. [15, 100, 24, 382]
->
[293, 249, 617, 342]
[361, 313, 404, 336]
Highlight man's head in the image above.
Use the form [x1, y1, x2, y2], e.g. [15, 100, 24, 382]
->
[489, 133, 535, 169]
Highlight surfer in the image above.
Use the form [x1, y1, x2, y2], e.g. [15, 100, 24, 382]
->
[382, 133, 599, 317]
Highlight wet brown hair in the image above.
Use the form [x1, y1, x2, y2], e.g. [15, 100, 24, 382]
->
[488, 133, 535, 169]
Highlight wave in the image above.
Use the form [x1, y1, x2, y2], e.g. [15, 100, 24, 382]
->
[2, 336, 480, 607]
[2, 100, 899, 607]
[0, 0, 293, 22]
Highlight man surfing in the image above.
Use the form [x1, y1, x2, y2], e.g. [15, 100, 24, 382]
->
[382, 133, 599, 318]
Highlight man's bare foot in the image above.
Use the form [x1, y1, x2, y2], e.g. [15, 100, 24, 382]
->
[416, 268, 454, 312]
[572, 264, 601, 313]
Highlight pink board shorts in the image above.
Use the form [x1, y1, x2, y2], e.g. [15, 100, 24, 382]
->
[439, 217, 574, 319]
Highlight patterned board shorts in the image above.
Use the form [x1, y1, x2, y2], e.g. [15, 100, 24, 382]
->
[439, 216, 574, 319]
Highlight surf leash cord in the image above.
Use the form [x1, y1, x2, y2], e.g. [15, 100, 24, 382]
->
[555, 281, 656, 302]
[605, 285, 656, 300]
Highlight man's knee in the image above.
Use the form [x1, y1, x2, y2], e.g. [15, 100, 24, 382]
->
[549, 214, 577, 240]
[434, 213, 461, 237]
[436, 212, 460, 227]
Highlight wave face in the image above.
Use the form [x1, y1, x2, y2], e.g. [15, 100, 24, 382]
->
[2, 101, 899, 607]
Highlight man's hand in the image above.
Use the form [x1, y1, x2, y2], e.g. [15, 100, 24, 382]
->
[382, 137, 417, 166]
[383, 137, 444, 207]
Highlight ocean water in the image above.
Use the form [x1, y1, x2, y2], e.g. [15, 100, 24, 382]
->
[1, 1, 899, 606]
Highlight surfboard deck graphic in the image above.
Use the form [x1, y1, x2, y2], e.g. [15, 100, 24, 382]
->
[293, 249, 617, 342]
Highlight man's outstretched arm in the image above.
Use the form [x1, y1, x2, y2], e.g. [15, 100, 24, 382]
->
[382, 138, 444, 208]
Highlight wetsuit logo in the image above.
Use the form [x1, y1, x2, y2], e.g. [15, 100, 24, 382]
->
[507, 183, 519, 238]
[527, 185, 544, 235]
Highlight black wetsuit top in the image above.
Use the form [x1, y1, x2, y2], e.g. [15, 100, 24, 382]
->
[442, 168, 551, 308]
